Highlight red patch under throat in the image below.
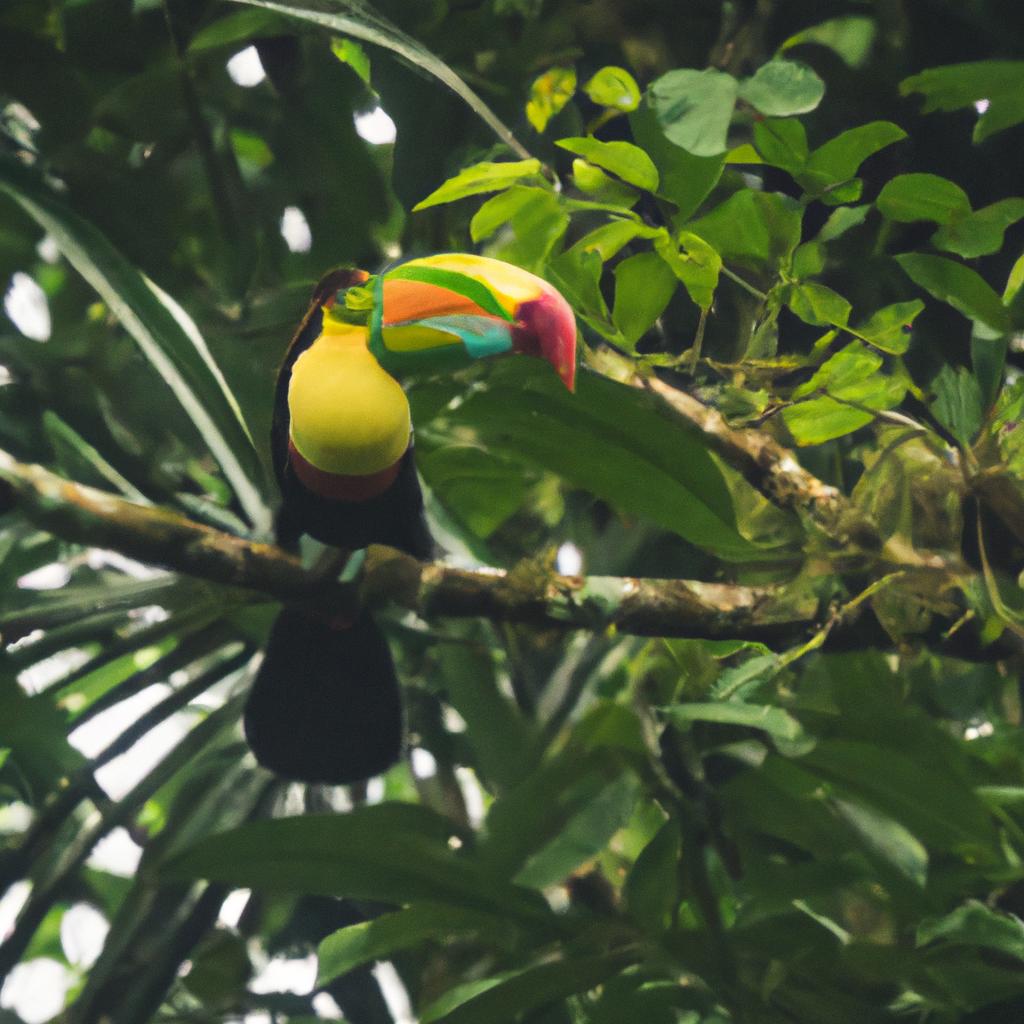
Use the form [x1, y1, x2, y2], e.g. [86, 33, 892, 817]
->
[288, 440, 402, 501]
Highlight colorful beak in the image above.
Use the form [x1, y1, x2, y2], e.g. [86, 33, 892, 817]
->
[380, 254, 577, 390]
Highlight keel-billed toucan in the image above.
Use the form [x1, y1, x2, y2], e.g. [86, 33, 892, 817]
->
[244, 254, 577, 784]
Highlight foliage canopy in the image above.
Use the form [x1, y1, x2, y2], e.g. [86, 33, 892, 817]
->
[2, 2, 1024, 1022]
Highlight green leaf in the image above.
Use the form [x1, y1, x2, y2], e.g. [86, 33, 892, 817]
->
[929, 364, 983, 446]
[318, 905, 503, 985]
[489, 188, 569, 271]
[918, 901, 1024, 960]
[853, 300, 924, 355]
[662, 701, 808, 744]
[738, 59, 824, 116]
[791, 241, 825, 280]
[386, 264, 514, 321]
[875, 173, 972, 224]
[901, 61, 1024, 143]
[187, 8, 291, 50]
[802, 121, 907, 190]
[420, 954, 633, 1024]
[792, 343, 881, 397]
[568, 219, 645, 262]
[648, 68, 739, 156]
[785, 282, 852, 327]
[830, 798, 928, 886]
[687, 190, 802, 270]
[753, 118, 809, 175]
[629, 102, 725, 218]
[417, 445, 528, 537]
[162, 807, 554, 927]
[895, 253, 1009, 333]
[546, 247, 609, 321]
[526, 67, 576, 133]
[556, 137, 659, 192]
[330, 37, 371, 84]
[932, 198, 1024, 258]
[783, 397, 874, 445]
[612, 252, 678, 347]
[799, 739, 999, 855]
[515, 772, 639, 888]
[817, 203, 871, 241]
[413, 160, 545, 210]
[450, 360, 764, 560]
[583, 66, 641, 112]
[0, 161, 268, 532]
[571, 160, 640, 207]
[470, 185, 546, 242]
[624, 818, 680, 931]
[660, 231, 721, 311]
[779, 16, 877, 68]
[226, 0, 532, 157]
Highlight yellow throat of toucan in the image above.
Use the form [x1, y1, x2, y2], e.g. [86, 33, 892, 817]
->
[287, 319, 411, 477]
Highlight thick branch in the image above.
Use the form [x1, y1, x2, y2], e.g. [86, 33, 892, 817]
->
[0, 451, 820, 642]
[642, 376, 879, 547]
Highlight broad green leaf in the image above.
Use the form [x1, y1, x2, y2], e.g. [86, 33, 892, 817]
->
[417, 444, 528, 537]
[568, 219, 645, 262]
[932, 198, 1024, 258]
[901, 61, 1024, 142]
[526, 67, 576, 133]
[799, 739, 999, 855]
[571, 160, 640, 207]
[556, 137, 659, 191]
[853, 300, 924, 355]
[612, 252, 678, 347]
[738, 59, 824, 116]
[779, 16, 877, 67]
[420, 953, 633, 1024]
[895, 253, 1009, 333]
[330, 37, 371, 84]
[624, 818, 680, 931]
[318, 905, 505, 984]
[802, 121, 907, 190]
[918, 901, 1024, 959]
[546, 247, 609, 321]
[187, 8, 291, 50]
[516, 772, 639, 888]
[783, 397, 873, 445]
[630, 102, 725, 218]
[662, 700, 807, 743]
[583, 66, 641, 112]
[449, 360, 763, 560]
[753, 118, 809, 175]
[817, 204, 871, 241]
[414, 160, 545, 210]
[791, 241, 825, 279]
[470, 185, 546, 242]
[227, 0, 534, 158]
[830, 797, 928, 886]
[648, 67, 739, 156]
[875, 173, 971, 224]
[929, 364, 983, 445]
[785, 282, 852, 327]
[660, 231, 721, 311]
[687, 190, 802, 270]
[0, 162, 269, 532]
[163, 807, 555, 926]
[489, 188, 569, 270]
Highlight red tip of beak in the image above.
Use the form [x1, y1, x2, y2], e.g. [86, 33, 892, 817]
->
[512, 289, 577, 391]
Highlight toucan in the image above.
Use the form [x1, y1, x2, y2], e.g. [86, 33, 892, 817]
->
[243, 254, 577, 784]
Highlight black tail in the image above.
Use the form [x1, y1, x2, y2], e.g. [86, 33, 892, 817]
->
[244, 608, 402, 784]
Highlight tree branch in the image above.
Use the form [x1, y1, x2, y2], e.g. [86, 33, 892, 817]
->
[0, 450, 821, 642]
[640, 376, 881, 548]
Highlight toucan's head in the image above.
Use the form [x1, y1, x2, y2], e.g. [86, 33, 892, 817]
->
[364, 254, 577, 390]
